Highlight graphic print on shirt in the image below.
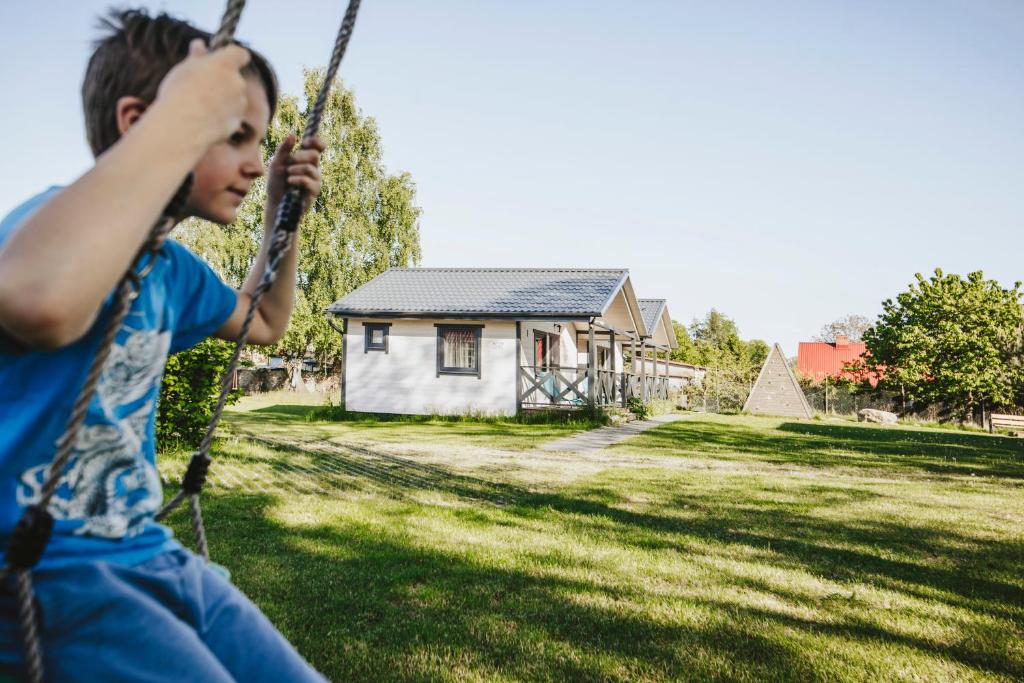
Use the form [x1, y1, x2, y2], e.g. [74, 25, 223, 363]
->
[16, 325, 171, 538]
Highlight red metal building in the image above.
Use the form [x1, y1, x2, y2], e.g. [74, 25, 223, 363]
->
[796, 336, 869, 382]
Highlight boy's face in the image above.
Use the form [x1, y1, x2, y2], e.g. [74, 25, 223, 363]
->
[185, 78, 270, 224]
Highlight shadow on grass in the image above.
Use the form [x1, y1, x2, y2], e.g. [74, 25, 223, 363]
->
[195, 426, 1024, 622]
[240, 436, 528, 506]
[157, 411, 1024, 679]
[169, 483, 1024, 679]
[163, 464, 1024, 681]
[621, 416, 1024, 479]
[224, 405, 595, 451]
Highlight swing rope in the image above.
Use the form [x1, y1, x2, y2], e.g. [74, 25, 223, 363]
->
[1, 1, 362, 680]
[4, 173, 195, 683]
[157, 0, 364, 558]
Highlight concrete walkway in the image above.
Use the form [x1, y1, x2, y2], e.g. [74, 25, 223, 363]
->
[537, 413, 688, 452]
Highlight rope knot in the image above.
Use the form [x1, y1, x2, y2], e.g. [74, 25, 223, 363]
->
[182, 453, 212, 495]
[6, 505, 54, 571]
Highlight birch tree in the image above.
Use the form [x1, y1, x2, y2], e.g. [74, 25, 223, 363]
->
[177, 69, 422, 369]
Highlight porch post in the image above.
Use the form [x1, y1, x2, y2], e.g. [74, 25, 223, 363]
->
[667, 351, 671, 397]
[515, 321, 522, 413]
[587, 320, 596, 405]
[628, 336, 637, 407]
[640, 340, 648, 401]
[662, 348, 669, 397]
[655, 344, 663, 397]
[608, 328, 616, 405]
[622, 335, 630, 405]
[655, 348, 663, 401]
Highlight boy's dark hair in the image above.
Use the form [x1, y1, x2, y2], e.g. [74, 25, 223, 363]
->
[83, 9, 278, 157]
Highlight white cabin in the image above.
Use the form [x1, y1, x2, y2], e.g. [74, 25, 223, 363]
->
[326, 268, 681, 416]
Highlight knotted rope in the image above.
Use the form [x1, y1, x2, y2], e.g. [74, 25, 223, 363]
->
[156, 1, 363, 565]
[1, 2, 247, 681]
[4, 0, 364, 674]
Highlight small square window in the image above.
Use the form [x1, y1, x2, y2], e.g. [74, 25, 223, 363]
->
[364, 323, 390, 353]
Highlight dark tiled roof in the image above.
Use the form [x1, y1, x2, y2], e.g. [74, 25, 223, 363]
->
[638, 299, 667, 334]
[326, 268, 629, 318]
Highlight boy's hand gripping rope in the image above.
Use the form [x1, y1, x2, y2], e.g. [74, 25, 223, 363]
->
[1, 2, 249, 682]
[156, 1, 363, 565]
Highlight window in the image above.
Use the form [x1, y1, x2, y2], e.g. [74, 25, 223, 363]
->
[436, 325, 483, 377]
[533, 330, 560, 370]
[364, 323, 390, 353]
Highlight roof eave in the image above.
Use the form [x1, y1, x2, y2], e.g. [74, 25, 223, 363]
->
[601, 273, 648, 337]
[324, 308, 600, 321]
[660, 305, 679, 349]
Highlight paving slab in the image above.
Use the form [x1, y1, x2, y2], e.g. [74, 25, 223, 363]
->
[537, 413, 688, 452]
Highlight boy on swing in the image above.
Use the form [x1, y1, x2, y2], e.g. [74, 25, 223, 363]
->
[0, 10, 329, 682]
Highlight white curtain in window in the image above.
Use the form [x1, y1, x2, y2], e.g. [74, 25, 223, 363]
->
[444, 329, 476, 368]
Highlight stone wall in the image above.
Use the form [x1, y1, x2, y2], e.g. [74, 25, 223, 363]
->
[234, 368, 341, 397]
[235, 368, 289, 393]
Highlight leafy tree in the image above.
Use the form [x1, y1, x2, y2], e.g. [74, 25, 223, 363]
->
[670, 320, 696, 363]
[816, 314, 871, 343]
[691, 309, 740, 349]
[863, 269, 1024, 420]
[746, 339, 770, 370]
[670, 310, 770, 412]
[682, 309, 768, 374]
[176, 68, 422, 369]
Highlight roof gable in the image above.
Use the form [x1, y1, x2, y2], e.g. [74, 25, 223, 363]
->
[637, 298, 677, 348]
[638, 299, 666, 334]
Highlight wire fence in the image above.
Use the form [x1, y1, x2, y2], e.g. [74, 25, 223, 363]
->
[680, 367, 757, 414]
[801, 382, 898, 416]
[679, 366, 902, 418]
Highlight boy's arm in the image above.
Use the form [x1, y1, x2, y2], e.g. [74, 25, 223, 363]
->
[0, 41, 251, 349]
[215, 135, 324, 346]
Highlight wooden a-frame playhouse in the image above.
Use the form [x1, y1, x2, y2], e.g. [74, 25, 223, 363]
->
[743, 343, 814, 419]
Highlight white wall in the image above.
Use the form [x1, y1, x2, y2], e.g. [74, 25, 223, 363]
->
[344, 318, 518, 416]
[572, 323, 626, 371]
[636, 358, 703, 382]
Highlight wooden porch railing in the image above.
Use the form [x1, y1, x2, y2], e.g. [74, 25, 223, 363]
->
[519, 366, 671, 408]
[518, 365, 588, 407]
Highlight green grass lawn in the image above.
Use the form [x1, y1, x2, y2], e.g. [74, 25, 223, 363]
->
[159, 407, 1024, 682]
[221, 393, 603, 452]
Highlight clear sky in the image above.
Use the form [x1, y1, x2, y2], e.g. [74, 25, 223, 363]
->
[1, 1, 1021, 355]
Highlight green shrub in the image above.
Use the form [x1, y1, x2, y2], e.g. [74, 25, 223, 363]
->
[646, 398, 677, 416]
[627, 396, 650, 420]
[157, 338, 242, 447]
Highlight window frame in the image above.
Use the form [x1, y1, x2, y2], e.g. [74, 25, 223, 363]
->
[435, 324, 484, 378]
[533, 329, 561, 371]
[364, 322, 391, 354]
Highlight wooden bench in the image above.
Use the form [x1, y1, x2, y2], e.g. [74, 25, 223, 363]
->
[990, 413, 1024, 435]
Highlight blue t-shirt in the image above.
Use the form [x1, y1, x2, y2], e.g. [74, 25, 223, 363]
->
[0, 186, 238, 569]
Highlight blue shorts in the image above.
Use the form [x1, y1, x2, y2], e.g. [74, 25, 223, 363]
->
[0, 549, 327, 682]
